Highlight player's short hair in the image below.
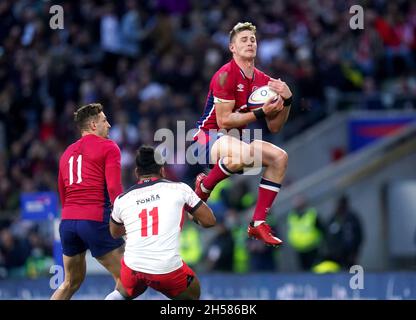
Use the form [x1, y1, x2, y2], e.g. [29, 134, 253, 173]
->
[135, 146, 165, 176]
[229, 22, 256, 43]
[74, 103, 103, 131]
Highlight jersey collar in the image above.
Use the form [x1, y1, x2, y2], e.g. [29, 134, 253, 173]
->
[231, 58, 256, 81]
[137, 177, 160, 184]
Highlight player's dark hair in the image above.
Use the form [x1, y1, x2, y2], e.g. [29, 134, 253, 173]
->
[74, 103, 103, 131]
[135, 146, 164, 176]
[229, 22, 256, 43]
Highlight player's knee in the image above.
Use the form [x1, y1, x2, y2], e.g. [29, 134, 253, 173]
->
[271, 149, 288, 168]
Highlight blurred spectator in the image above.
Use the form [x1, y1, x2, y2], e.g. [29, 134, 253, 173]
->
[146, 10, 175, 55]
[229, 211, 250, 274]
[201, 177, 254, 273]
[25, 228, 54, 279]
[100, 3, 120, 54]
[326, 195, 364, 269]
[247, 224, 278, 272]
[287, 195, 325, 271]
[100, 2, 121, 76]
[0, 228, 31, 277]
[119, 0, 142, 57]
[361, 77, 383, 110]
[179, 223, 203, 271]
[109, 110, 140, 148]
[205, 218, 235, 272]
[294, 60, 326, 125]
[374, 3, 415, 76]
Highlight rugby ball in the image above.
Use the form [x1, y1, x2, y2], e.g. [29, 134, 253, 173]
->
[247, 85, 278, 110]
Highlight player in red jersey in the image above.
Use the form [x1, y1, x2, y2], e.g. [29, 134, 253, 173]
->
[51, 103, 127, 300]
[193, 22, 293, 247]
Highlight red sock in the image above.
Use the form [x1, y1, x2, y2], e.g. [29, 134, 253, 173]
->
[252, 177, 281, 221]
[203, 158, 232, 191]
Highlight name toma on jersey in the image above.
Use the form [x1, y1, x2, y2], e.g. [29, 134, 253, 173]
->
[136, 194, 160, 205]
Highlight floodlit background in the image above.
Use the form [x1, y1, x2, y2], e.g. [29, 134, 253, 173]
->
[0, 0, 415, 299]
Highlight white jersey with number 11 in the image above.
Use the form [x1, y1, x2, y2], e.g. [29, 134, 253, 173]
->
[111, 179, 202, 274]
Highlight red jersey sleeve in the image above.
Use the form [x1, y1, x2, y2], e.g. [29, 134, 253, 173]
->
[211, 67, 236, 102]
[104, 141, 123, 204]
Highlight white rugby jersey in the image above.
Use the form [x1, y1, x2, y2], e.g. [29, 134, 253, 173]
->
[111, 178, 202, 274]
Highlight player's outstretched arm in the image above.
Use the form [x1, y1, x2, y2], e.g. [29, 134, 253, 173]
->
[191, 201, 216, 228]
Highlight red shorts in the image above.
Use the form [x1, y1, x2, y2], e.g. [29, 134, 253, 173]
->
[120, 258, 196, 298]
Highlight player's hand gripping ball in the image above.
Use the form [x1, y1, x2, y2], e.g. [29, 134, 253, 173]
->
[247, 85, 279, 110]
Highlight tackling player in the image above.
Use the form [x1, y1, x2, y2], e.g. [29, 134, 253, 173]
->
[110, 146, 215, 300]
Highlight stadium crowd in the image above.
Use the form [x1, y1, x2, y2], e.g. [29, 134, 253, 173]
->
[0, 0, 415, 277]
